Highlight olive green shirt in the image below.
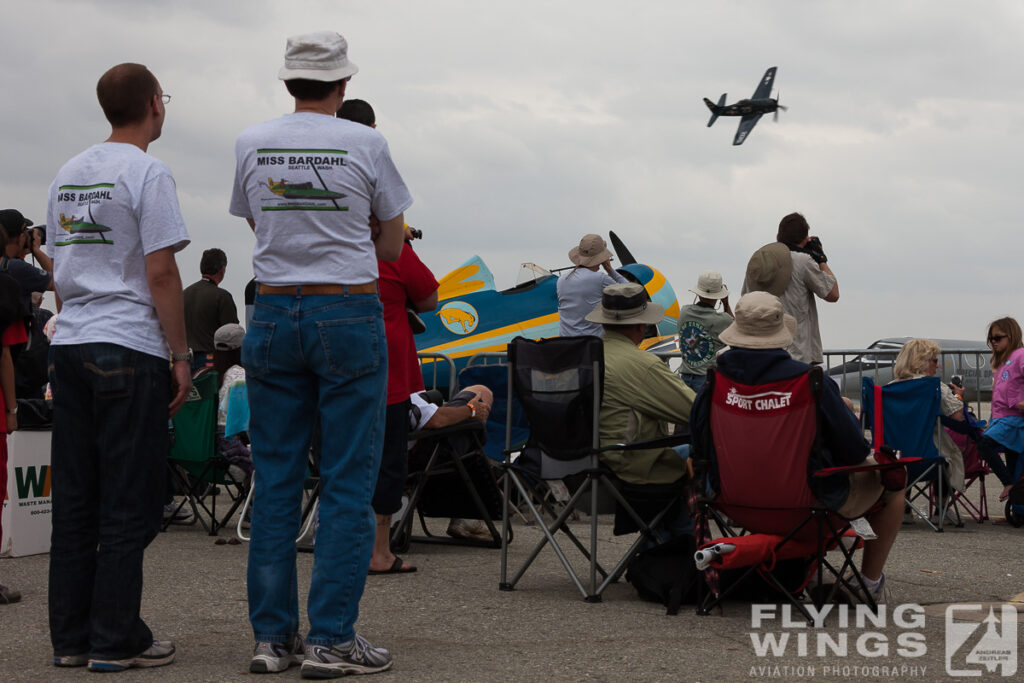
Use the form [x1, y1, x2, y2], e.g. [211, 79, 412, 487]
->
[599, 331, 696, 485]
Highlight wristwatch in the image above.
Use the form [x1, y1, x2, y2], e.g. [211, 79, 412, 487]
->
[6, 406, 16, 415]
[171, 348, 194, 363]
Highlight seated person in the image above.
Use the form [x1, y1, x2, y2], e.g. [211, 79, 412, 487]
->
[691, 291, 904, 603]
[212, 323, 252, 481]
[584, 283, 696, 539]
[368, 385, 494, 574]
[411, 385, 495, 543]
[890, 339, 965, 497]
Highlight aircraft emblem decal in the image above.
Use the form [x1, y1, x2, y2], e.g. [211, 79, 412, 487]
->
[437, 301, 479, 336]
[55, 183, 115, 246]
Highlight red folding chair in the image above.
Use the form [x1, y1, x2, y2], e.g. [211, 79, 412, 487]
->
[695, 366, 914, 621]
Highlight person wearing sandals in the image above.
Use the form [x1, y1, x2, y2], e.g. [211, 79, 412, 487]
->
[676, 271, 733, 394]
[977, 317, 1024, 502]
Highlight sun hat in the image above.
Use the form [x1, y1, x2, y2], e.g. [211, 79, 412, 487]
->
[719, 291, 797, 350]
[688, 271, 729, 300]
[743, 242, 793, 297]
[568, 234, 613, 268]
[584, 283, 664, 326]
[278, 32, 359, 82]
[214, 323, 245, 351]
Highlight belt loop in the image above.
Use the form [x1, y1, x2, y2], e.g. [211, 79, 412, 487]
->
[343, 284, 350, 296]
[296, 285, 303, 298]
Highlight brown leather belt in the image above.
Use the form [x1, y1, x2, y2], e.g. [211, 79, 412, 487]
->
[257, 283, 378, 296]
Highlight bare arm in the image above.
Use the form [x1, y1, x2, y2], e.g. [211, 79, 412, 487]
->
[28, 231, 55, 289]
[424, 393, 491, 428]
[2, 346, 16, 433]
[145, 247, 192, 416]
[414, 290, 438, 313]
[245, 217, 255, 232]
[374, 214, 405, 262]
[820, 262, 839, 302]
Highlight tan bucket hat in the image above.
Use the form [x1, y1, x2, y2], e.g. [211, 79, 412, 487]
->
[719, 291, 797, 350]
[744, 242, 793, 297]
[568, 234, 613, 268]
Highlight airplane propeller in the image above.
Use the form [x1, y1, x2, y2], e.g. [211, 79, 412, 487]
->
[773, 91, 788, 122]
[609, 231, 637, 266]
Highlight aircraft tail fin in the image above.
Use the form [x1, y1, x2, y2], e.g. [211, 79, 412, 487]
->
[705, 93, 726, 127]
[437, 255, 496, 301]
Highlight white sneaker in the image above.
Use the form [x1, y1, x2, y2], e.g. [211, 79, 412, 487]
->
[163, 501, 193, 524]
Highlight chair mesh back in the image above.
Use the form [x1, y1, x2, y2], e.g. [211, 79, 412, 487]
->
[710, 369, 820, 534]
[508, 336, 603, 460]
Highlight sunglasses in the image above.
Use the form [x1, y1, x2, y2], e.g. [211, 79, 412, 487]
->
[989, 334, 1008, 343]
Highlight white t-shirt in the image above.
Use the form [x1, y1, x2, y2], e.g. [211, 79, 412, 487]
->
[229, 113, 413, 286]
[46, 142, 190, 359]
[408, 391, 438, 432]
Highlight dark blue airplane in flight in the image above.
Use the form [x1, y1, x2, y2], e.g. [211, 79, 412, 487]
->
[704, 67, 786, 145]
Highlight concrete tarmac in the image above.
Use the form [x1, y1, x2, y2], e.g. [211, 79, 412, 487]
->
[1, 484, 1021, 682]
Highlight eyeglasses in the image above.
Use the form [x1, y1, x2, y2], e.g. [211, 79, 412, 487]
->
[989, 334, 1008, 343]
[160, 94, 171, 104]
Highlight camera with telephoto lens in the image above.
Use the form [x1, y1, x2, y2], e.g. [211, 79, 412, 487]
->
[26, 225, 45, 248]
[802, 236, 826, 264]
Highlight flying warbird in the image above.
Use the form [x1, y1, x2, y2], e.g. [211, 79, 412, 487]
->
[704, 66, 787, 145]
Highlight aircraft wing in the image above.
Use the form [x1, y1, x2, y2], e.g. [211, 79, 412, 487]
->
[733, 114, 762, 145]
[751, 66, 777, 100]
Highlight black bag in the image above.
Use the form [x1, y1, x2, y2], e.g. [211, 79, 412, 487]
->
[625, 534, 701, 615]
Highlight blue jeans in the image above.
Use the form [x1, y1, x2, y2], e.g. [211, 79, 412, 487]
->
[244, 292, 386, 646]
[680, 373, 706, 395]
[48, 343, 169, 659]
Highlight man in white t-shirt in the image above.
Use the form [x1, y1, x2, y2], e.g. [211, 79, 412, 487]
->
[45, 63, 191, 673]
[229, 32, 410, 678]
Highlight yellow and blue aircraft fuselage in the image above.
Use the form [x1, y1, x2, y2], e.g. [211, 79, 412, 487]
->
[419, 256, 679, 386]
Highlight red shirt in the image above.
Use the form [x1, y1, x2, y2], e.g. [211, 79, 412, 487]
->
[378, 243, 438, 405]
[1, 322, 29, 434]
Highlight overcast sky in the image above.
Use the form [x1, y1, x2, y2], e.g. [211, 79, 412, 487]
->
[1, 0, 1021, 350]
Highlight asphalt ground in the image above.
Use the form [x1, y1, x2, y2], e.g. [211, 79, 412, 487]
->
[1, 483, 1021, 682]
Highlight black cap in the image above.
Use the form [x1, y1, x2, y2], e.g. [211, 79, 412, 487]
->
[0, 209, 32, 237]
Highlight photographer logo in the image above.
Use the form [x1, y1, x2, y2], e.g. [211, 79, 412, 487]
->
[945, 604, 1017, 677]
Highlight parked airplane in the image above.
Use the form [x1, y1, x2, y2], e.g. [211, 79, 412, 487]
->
[704, 66, 786, 145]
[417, 232, 680, 386]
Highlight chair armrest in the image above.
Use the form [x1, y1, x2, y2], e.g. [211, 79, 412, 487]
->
[598, 433, 691, 453]
[409, 418, 485, 441]
[811, 457, 922, 478]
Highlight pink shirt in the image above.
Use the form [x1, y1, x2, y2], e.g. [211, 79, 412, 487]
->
[991, 347, 1024, 420]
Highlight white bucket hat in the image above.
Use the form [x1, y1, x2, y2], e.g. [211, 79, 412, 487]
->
[688, 271, 729, 300]
[719, 291, 797, 350]
[278, 32, 359, 82]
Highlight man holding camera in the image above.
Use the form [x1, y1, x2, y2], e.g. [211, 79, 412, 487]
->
[742, 212, 838, 365]
[0, 209, 53, 324]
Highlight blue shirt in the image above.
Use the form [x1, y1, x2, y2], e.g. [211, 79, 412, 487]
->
[556, 267, 627, 337]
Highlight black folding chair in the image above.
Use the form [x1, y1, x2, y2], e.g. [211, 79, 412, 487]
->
[499, 335, 689, 602]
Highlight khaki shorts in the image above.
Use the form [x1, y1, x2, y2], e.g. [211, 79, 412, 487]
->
[836, 457, 901, 519]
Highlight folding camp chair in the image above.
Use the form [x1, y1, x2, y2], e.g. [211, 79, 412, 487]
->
[862, 377, 951, 531]
[695, 367, 913, 621]
[390, 414, 504, 553]
[164, 372, 250, 536]
[498, 336, 689, 602]
[944, 408, 990, 523]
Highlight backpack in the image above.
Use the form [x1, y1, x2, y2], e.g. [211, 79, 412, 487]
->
[0, 258, 26, 332]
[625, 534, 702, 615]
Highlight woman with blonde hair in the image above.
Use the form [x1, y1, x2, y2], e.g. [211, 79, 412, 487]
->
[977, 317, 1024, 500]
[890, 339, 965, 493]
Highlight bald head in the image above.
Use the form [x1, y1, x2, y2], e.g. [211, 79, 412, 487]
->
[97, 63, 159, 127]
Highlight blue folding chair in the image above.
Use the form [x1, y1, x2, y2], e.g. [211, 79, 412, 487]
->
[862, 376, 951, 531]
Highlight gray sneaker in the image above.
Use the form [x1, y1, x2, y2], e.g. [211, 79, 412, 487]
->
[88, 640, 176, 672]
[250, 635, 305, 673]
[300, 634, 392, 678]
[0, 584, 21, 604]
[53, 653, 88, 667]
